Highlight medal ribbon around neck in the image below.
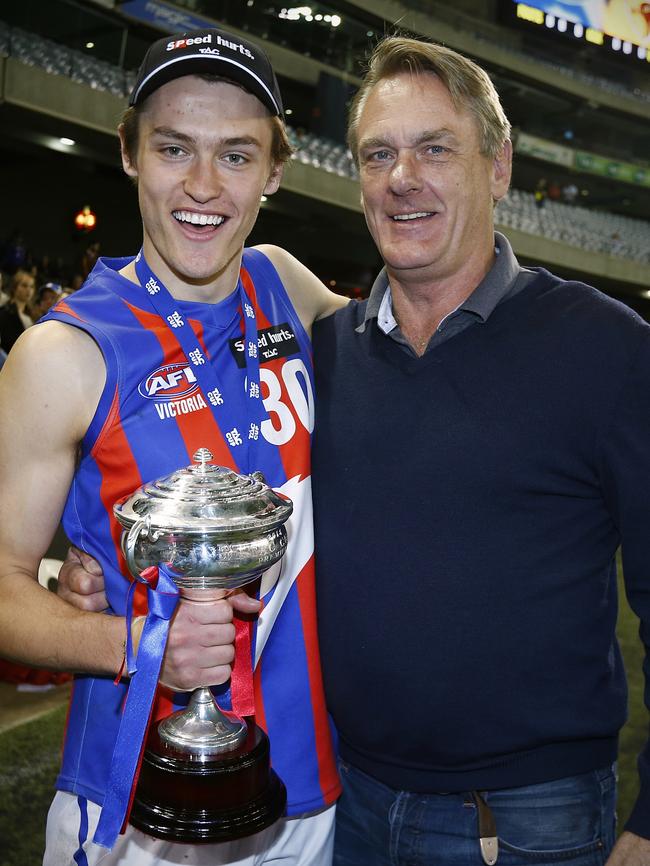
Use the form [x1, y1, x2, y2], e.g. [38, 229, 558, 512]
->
[134, 249, 265, 475]
[134, 250, 260, 712]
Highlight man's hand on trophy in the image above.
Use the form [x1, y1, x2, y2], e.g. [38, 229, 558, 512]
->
[57, 545, 262, 691]
[159, 597, 248, 691]
[147, 589, 263, 691]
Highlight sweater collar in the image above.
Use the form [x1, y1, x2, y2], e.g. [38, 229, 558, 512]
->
[358, 232, 525, 335]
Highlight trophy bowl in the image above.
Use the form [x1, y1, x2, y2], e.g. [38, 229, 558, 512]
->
[113, 448, 293, 842]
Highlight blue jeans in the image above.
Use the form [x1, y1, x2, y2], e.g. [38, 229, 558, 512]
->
[334, 760, 616, 866]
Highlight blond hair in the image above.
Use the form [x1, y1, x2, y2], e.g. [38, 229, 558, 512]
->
[348, 36, 511, 164]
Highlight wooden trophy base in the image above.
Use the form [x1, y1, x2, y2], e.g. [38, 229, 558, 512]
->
[129, 721, 287, 843]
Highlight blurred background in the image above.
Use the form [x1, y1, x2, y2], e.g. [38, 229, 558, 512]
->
[0, 0, 648, 862]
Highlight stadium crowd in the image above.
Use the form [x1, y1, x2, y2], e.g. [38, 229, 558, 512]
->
[0, 231, 97, 366]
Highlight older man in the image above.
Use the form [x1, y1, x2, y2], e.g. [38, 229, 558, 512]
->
[312, 36, 650, 866]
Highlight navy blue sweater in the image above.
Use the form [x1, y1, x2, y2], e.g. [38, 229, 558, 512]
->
[312, 269, 650, 836]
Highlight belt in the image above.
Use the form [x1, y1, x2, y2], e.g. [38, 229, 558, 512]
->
[471, 791, 498, 865]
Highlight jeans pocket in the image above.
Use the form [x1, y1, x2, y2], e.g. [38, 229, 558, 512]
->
[499, 836, 606, 864]
[489, 768, 615, 864]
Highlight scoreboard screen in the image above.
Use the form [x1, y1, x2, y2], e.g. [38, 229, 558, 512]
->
[500, 0, 650, 62]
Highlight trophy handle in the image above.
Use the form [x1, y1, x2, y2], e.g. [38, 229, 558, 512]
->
[124, 516, 151, 580]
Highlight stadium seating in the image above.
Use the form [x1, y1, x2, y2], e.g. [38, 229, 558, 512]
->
[497, 188, 650, 264]
[1, 18, 648, 269]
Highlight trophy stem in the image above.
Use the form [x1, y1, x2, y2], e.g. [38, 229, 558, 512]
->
[158, 687, 248, 756]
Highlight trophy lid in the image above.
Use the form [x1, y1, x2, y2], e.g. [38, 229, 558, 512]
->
[113, 448, 292, 537]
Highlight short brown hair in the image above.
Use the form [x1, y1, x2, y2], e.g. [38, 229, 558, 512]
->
[120, 74, 293, 169]
[348, 36, 511, 165]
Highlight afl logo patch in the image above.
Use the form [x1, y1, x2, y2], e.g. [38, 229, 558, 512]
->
[138, 363, 200, 401]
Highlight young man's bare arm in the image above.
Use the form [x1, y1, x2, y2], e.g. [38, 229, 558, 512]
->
[0, 323, 247, 687]
[255, 244, 350, 334]
[0, 321, 126, 673]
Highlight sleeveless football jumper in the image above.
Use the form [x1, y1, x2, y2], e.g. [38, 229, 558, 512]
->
[43, 249, 340, 817]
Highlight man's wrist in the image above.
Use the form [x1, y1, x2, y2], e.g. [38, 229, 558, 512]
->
[115, 614, 146, 680]
[131, 614, 146, 657]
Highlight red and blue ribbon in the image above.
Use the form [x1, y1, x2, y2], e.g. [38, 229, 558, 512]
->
[93, 564, 179, 850]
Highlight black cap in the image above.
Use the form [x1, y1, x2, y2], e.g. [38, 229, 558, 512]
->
[129, 29, 283, 116]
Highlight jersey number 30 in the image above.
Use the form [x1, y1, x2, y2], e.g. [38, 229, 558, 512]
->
[260, 359, 314, 446]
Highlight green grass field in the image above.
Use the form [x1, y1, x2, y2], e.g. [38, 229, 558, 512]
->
[0, 705, 66, 866]
[0, 567, 647, 864]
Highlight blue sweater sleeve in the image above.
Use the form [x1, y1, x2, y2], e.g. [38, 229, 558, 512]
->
[598, 329, 650, 838]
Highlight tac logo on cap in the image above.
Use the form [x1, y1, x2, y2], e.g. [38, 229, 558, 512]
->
[129, 28, 283, 116]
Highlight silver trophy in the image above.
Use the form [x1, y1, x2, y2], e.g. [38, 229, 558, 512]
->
[113, 448, 293, 842]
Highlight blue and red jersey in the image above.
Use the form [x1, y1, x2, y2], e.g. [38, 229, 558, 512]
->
[43, 249, 340, 816]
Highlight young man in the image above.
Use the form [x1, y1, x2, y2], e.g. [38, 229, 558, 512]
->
[0, 28, 344, 866]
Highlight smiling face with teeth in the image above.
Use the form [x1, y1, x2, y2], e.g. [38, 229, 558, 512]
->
[357, 72, 511, 297]
[119, 75, 282, 303]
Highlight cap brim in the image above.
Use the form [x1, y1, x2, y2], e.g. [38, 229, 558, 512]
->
[130, 53, 281, 116]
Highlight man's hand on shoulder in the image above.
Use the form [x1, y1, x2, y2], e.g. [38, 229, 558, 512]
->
[254, 244, 349, 334]
[606, 831, 650, 865]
